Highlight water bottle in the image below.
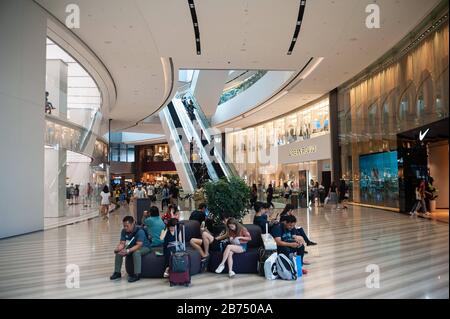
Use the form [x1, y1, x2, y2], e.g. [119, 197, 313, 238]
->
[295, 255, 302, 278]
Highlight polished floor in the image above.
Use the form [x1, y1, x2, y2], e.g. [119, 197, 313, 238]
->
[44, 203, 100, 230]
[0, 204, 448, 299]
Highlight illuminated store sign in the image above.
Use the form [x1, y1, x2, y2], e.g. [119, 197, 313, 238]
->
[289, 145, 317, 157]
[278, 134, 331, 164]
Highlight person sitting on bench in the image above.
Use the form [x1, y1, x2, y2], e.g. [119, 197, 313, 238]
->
[110, 216, 152, 283]
[214, 218, 252, 278]
[272, 215, 308, 275]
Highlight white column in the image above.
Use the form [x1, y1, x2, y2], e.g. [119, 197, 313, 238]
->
[0, 0, 46, 238]
[45, 59, 68, 118]
[44, 147, 67, 218]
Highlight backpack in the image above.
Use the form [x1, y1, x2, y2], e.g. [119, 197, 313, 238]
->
[276, 253, 297, 280]
[264, 252, 279, 280]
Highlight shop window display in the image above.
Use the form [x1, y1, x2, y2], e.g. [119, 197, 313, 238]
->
[227, 96, 330, 189]
[338, 20, 449, 209]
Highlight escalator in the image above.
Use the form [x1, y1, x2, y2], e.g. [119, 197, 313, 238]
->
[159, 102, 198, 193]
[177, 91, 233, 180]
[160, 71, 237, 190]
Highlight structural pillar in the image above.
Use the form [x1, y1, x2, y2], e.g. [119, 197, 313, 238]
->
[0, 0, 47, 238]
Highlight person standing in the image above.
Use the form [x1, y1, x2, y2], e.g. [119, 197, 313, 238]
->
[189, 137, 194, 163]
[283, 182, 291, 204]
[250, 184, 258, 209]
[68, 183, 75, 205]
[266, 183, 274, 209]
[86, 182, 93, 207]
[74, 185, 80, 205]
[100, 185, 111, 220]
[133, 184, 147, 199]
[328, 181, 338, 207]
[169, 183, 179, 208]
[410, 180, 427, 216]
[338, 179, 348, 210]
[147, 183, 155, 202]
[161, 184, 170, 210]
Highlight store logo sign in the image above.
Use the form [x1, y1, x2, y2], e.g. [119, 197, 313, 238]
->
[419, 128, 430, 141]
[288, 145, 317, 157]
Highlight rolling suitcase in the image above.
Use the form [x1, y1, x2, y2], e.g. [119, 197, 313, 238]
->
[169, 224, 191, 287]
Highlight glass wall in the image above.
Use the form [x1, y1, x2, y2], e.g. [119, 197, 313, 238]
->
[44, 37, 108, 223]
[227, 96, 330, 190]
[46, 38, 103, 131]
[111, 143, 135, 162]
[338, 21, 449, 208]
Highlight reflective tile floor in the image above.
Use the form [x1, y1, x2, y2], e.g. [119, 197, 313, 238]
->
[0, 204, 448, 299]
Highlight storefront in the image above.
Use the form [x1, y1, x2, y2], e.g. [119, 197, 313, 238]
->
[227, 96, 332, 193]
[338, 14, 449, 214]
[135, 143, 179, 185]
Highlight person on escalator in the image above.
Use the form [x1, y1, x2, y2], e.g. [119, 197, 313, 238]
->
[187, 99, 196, 121]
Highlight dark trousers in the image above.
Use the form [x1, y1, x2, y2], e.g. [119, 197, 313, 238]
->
[161, 198, 169, 210]
[164, 246, 176, 268]
[278, 245, 305, 263]
[297, 227, 312, 245]
[267, 196, 274, 208]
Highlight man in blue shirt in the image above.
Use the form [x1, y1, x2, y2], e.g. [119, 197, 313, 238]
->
[271, 214, 307, 272]
[110, 216, 152, 282]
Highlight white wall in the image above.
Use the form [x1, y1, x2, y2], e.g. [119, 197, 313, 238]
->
[191, 70, 228, 118]
[0, 0, 46, 238]
[428, 142, 449, 208]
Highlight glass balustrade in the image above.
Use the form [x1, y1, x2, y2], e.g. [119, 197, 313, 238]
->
[218, 70, 268, 105]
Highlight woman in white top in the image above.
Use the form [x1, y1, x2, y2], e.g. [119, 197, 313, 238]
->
[100, 185, 111, 220]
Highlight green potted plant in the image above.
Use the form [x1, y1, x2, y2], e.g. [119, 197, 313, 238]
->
[203, 176, 251, 224]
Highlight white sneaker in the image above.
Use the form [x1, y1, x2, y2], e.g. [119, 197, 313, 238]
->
[163, 270, 169, 278]
[228, 271, 236, 278]
[215, 263, 225, 274]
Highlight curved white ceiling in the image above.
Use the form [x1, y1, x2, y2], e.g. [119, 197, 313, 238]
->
[36, 0, 441, 133]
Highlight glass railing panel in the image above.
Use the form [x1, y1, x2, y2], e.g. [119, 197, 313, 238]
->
[218, 70, 268, 105]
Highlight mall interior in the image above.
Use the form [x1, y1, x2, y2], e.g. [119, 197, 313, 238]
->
[0, 0, 448, 299]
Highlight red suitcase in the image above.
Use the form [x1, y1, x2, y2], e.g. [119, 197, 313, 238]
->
[169, 224, 191, 287]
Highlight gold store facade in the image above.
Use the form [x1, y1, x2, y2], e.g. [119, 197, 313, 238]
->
[226, 96, 332, 193]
